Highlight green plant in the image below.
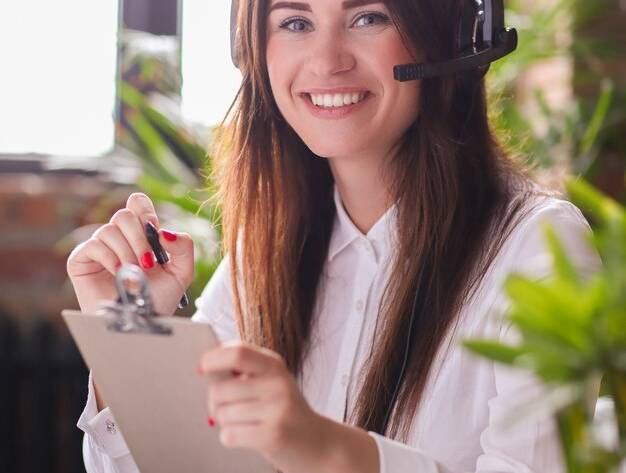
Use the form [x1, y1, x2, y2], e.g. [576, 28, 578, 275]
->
[116, 30, 224, 309]
[487, 0, 626, 201]
[464, 178, 626, 472]
[119, 81, 223, 307]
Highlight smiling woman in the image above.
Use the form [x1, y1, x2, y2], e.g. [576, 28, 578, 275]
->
[69, 0, 603, 472]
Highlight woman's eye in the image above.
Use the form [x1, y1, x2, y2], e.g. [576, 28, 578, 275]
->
[353, 12, 391, 28]
[279, 17, 312, 33]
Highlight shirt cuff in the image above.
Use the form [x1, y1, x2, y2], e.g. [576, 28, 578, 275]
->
[77, 371, 131, 459]
[367, 431, 446, 473]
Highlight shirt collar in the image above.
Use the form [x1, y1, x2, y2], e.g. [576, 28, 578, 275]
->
[327, 185, 398, 262]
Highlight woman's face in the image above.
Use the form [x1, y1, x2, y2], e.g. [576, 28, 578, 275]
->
[265, 0, 421, 162]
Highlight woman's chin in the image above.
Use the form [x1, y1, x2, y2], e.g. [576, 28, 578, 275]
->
[305, 141, 365, 160]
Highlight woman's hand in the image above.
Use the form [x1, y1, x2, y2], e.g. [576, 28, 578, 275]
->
[198, 342, 380, 473]
[66, 192, 194, 316]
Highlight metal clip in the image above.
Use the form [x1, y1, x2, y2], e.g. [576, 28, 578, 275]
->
[97, 264, 173, 335]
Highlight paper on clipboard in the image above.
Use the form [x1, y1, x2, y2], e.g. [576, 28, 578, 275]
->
[62, 266, 275, 473]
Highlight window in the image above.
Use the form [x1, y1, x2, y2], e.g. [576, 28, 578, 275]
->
[0, 1, 119, 156]
[180, 0, 242, 127]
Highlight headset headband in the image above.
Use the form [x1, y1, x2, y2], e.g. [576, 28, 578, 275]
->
[229, 0, 517, 81]
[230, 0, 240, 68]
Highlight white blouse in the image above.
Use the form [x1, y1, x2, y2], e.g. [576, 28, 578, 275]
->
[78, 186, 603, 473]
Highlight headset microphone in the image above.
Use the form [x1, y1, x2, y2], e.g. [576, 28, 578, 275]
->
[394, 0, 517, 81]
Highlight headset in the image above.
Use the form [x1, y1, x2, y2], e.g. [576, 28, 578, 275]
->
[228, 0, 517, 433]
[229, 0, 517, 82]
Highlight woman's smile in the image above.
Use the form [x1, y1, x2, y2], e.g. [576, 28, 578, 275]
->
[299, 90, 374, 120]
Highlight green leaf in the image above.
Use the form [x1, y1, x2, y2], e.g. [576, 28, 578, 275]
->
[579, 79, 614, 155]
[566, 178, 623, 226]
[506, 275, 585, 324]
[463, 340, 525, 365]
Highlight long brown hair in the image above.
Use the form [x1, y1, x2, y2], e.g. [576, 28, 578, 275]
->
[212, 0, 549, 441]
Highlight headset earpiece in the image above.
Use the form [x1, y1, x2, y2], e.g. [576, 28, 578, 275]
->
[394, 0, 517, 81]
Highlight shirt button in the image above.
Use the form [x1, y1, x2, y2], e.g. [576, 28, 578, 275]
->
[356, 300, 364, 312]
[341, 374, 349, 387]
[105, 419, 117, 435]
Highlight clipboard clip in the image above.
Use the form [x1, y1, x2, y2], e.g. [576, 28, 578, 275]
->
[97, 264, 173, 336]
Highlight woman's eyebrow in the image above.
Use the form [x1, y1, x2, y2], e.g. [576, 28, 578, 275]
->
[268, 0, 384, 13]
[342, 0, 384, 8]
[268, 2, 312, 13]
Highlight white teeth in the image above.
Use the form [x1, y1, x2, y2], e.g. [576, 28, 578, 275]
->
[309, 92, 367, 108]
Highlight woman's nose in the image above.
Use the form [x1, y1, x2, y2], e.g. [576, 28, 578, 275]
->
[306, 31, 356, 77]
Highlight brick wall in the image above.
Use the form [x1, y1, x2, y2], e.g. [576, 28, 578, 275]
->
[0, 171, 133, 322]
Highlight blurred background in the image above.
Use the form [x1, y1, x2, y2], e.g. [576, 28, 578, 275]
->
[0, 0, 624, 471]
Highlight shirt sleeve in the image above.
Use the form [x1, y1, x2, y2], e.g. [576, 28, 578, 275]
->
[367, 198, 603, 473]
[77, 372, 140, 473]
[191, 254, 241, 342]
[78, 255, 239, 472]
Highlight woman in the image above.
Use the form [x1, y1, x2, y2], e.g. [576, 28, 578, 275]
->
[67, 0, 602, 472]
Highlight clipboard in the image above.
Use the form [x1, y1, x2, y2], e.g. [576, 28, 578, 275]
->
[62, 264, 276, 473]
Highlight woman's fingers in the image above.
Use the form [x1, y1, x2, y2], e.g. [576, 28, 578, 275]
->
[208, 376, 285, 425]
[92, 223, 138, 268]
[214, 400, 264, 426]
[199, 343, 285, 378]
[208, 376, 282, 411]
[158, 229, 193, 257]
[109, 208, 155, 270]
[208, 378, 258, 416]
[67, 238, 120, 276]
[158, 229, 195, 286]
[126, 192, 159, 228]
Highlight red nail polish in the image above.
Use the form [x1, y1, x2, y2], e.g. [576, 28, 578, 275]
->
[141, 252, 154, 269]
[207, 416, 215, 427]
[162, 229, 177, 242]
[231, 370, 242, 377]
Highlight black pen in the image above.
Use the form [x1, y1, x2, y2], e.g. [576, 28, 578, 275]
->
[145, 221, 189, 309]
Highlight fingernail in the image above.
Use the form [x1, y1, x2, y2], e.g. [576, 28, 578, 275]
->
[197, 364, 204, 375]
[141, 252, 154, 269]
[162, 229, 177, 242]
[207, 416, 215, 427]
[231, 370, 242, 377]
